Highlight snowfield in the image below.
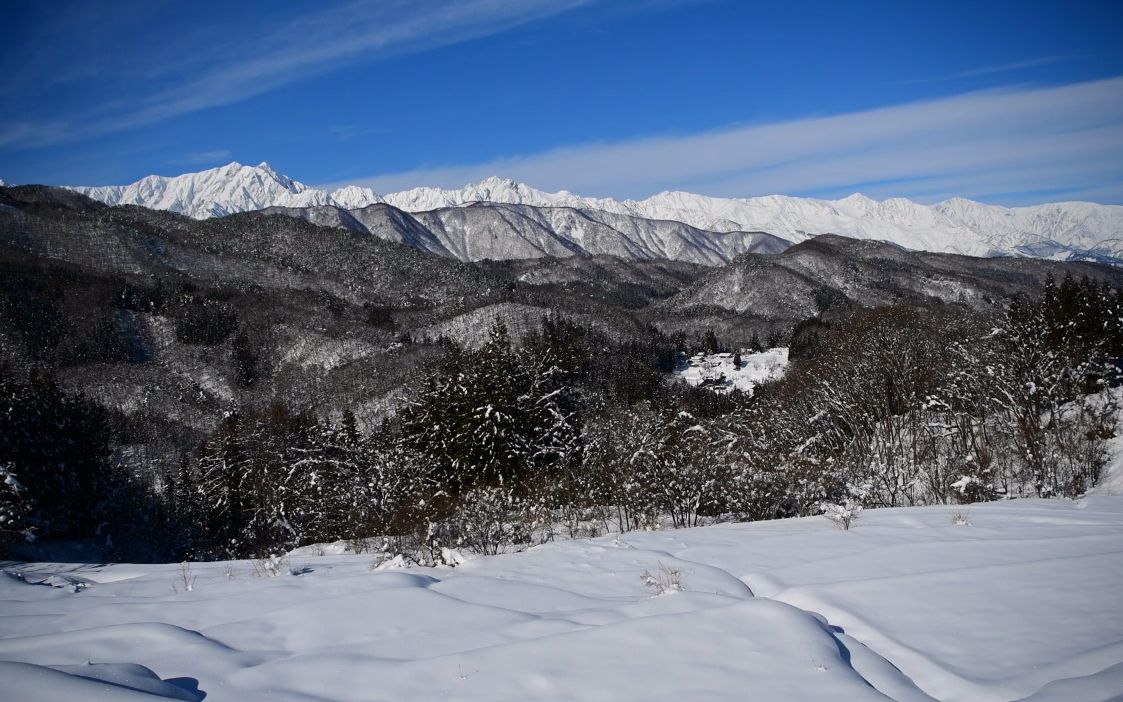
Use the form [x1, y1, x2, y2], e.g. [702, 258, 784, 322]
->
[3, 497, 1123, 701]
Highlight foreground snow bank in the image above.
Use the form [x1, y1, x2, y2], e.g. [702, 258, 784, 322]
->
[2, 498, 1122, 701]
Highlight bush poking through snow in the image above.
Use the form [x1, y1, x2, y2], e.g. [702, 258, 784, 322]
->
[951, 510, 972, 527]
[176, 561, 196, 592]
[251, 554, 288, 578]
[449, 486, 527, 556]
[822, 501, 862, 530]
[641, 563, 683, 595]
[372, 553, 419, 571]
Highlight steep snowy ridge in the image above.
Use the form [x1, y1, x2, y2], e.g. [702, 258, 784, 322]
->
[69, 162, 1123, 261]
[329, 184, 381, 210]
[72, 162, 332, 219]
[249, 201, 787, 266]
[410, 203, 790, 265]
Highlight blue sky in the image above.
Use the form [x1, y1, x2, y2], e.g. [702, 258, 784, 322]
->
[1, 0, 1122, 203]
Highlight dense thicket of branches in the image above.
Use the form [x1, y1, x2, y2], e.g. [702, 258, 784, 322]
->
[2, 275, 1119, 561]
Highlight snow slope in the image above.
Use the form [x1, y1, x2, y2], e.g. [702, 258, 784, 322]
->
[69, 163, 1123, 260]
[3, 497, 1122, 701]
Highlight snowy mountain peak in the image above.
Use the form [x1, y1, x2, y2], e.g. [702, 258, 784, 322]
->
[255, 161, 299, 190]
[69, 161, 333, 218]
[329, 184, 383, 209]
[68, 163, 1123, 261]
[377, 176, 578, 212]
[467, 176, 527, 201]
[478, 175, 518, 189]
[835, 193, 877, 215]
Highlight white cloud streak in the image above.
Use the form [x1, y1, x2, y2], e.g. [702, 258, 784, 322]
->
[335, 77, 1123, 204]
[0, 0, 593, 149]
[893, 56, 1068, 85]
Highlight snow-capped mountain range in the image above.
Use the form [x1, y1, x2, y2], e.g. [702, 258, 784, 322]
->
[67, 161, 1123, 263]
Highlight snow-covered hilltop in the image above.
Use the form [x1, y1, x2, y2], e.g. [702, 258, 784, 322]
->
[68, 162, 1123, 260]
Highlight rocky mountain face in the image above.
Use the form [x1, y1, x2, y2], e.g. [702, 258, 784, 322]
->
[257, 201, 788, 266]
[67, 162, 1123, 264]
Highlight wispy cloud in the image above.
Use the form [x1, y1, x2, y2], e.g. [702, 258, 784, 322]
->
[0, 0, 595, 150]
[896, 56, 1068, 85]
[332, 77, 1123, 204]
[171, 149, 233, 165]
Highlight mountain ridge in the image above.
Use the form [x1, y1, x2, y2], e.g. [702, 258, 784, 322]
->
[67, 161, 1123, 263]
[255, 201, 790, 266]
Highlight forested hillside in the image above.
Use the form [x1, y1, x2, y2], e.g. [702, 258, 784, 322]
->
[2, 185, 1121, 561]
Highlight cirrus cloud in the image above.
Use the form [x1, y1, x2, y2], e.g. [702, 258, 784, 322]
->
[333, 76, 1123, 205]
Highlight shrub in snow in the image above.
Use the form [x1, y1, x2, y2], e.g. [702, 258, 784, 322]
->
[951, 509, 972, 526]
[641, 563, 683, 595]
[176, 561, 196, 592]
[251, 554, 288, 578]
[438, 547, 467, 567]
[447, 486, 527, 556]
[821, 500, 862, 530]
[372, 553, 416, 571]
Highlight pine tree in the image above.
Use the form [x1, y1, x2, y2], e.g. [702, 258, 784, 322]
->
[704, 330, 721, 353]
[400, 319, 583, 503]
[197, 411, 250, 556]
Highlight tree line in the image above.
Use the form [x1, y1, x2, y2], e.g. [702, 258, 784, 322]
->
[2, 274, 1120, 561]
